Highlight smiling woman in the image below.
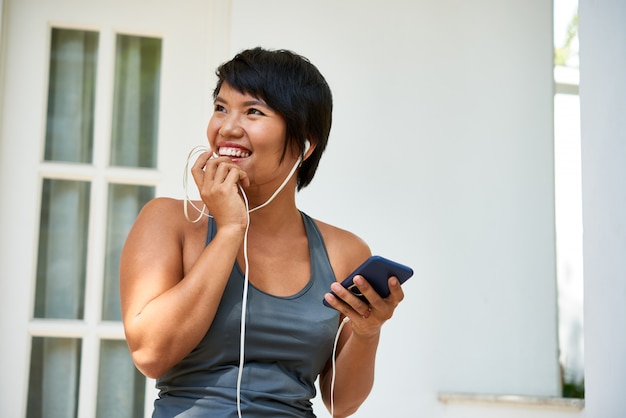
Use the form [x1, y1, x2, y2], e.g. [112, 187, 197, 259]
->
[211, 48, 333, 191]
[119, 47, 407, 418]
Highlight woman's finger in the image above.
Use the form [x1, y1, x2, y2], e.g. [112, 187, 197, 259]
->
[190, 151, 212, 188]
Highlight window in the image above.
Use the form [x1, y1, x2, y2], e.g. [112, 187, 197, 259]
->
[27, 28, 160, 418]
[553, 0, 584, 399]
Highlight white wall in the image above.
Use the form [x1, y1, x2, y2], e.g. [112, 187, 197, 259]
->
[228, 1, 558, 416]
[579, 1, 626, 417]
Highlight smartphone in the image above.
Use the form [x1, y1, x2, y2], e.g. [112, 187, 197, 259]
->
[323, 255, 414, 307]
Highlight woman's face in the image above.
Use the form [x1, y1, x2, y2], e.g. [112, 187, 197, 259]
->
[207, 82, 296, 189]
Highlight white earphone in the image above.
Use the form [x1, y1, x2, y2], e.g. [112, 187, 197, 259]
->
[298, 139, 311, 168]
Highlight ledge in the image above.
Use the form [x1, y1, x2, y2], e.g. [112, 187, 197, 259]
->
[438, 392, 585, 411]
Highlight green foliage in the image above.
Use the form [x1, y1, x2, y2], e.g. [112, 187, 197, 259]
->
[562, 379, 585, 399]
[554, 12, 579, 66]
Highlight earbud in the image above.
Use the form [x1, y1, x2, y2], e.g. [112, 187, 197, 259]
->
[298, 140, 311, 168]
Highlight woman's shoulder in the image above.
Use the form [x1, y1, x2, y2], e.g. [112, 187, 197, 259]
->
[139, 197, 200, 218]
[312, 218, 366, 247]
[134, 197, 208, 234]
[141, 196, 184, 212]
[312, 218, 372, 281]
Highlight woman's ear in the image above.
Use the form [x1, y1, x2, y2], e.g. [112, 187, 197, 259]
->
[302, 139, 316, 161]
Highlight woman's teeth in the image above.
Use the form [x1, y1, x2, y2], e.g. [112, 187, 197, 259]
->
[218, 147, 250, 158]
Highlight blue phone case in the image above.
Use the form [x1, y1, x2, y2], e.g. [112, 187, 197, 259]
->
[323, 255, 414, 307]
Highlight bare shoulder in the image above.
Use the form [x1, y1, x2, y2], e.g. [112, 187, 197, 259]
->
[121, 197, 207, 283]
[138, 196, 186, 220]
[313, 218, 372, 282]
[135, 198, 204, 230]
[124, 197, 207, 256]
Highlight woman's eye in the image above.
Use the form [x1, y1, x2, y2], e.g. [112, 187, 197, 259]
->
[214, 104, 226, 112]
[247, 108, 265, 116]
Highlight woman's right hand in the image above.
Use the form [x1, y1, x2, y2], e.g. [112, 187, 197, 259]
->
[191, 152, 250, 230]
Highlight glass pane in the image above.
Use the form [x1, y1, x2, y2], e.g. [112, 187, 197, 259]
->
[27, 337, 82, 418]
[102, 184, 154, 320]
[555, 91, 584, 398]
[110, 34, 162, 168]
[97, 340, 145, 418]
[45, 28, 98, 163]
[35, 179, 90, 319]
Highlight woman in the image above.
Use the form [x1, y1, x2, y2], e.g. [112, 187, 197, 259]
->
[120, 47, 405, 417]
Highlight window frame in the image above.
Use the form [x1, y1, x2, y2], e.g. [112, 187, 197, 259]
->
[27, 24, 162, 418]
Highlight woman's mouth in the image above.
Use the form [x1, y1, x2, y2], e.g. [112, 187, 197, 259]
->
[218, 146, 251, 158]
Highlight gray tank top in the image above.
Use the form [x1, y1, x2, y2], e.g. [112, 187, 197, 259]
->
[153, 212, 340, 417]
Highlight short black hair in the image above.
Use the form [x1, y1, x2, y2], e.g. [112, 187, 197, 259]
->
[214, 47, 333, 190]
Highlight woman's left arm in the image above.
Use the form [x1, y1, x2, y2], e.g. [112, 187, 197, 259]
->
[320, 273, 405, 417]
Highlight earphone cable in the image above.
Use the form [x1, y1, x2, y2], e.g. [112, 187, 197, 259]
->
[236, 184, 251, 418]
[183, 145, 210, 223]
[330, 316, 350, 417]
[182, 145, 308, 417]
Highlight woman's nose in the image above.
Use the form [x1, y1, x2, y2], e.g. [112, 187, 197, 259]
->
[219, 114, 244, 138]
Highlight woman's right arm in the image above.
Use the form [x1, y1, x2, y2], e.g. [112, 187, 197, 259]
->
[119, 197, 245, 378]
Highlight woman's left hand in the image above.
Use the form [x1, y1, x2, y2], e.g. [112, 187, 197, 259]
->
[325, 275, 404, 338]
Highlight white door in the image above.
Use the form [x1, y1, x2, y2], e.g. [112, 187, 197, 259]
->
[0, 1, 229, 417]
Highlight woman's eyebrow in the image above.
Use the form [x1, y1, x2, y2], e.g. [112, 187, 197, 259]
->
[243, 100, 269, 108]
[214, 96, 269, 109]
